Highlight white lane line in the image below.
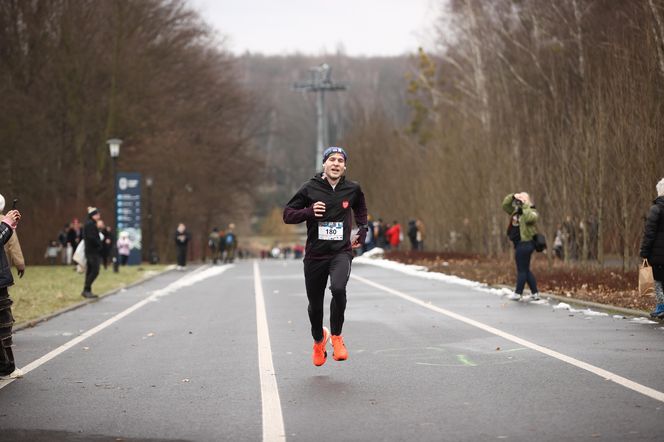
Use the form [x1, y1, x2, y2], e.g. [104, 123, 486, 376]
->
[253, 260, 286, 442]
[351, 274, 664, 404]
[0, 265, 229, 390]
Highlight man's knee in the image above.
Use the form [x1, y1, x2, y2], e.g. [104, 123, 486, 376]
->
[330, 284, 347, 298]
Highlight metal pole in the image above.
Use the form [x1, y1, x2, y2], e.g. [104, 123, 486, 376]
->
[316, 90, 325, 171]
[148, 184, 154, 264]
[293, 63, 346, 174]
[112, 158, 119, 272]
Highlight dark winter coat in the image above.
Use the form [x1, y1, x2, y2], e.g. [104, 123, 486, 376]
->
[83, 219, 103, 257]
[640, 196, 664, 280]
[283, 173, 368, 260]
[174, 230, 190, 249]
[0, 222, 15, 288]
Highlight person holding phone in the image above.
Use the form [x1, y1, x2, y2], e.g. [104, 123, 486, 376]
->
[0, 208, 22, 379]
[0, 195, 25, 279]
[283, 147, 368, 366]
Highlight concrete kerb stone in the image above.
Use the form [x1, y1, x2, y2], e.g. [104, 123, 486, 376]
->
[13, 265, 177, 332]
[492, 283, 651, 318]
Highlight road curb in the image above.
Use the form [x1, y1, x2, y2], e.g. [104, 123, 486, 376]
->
[13, 266, 176, 332]
[491, 283, 651, 318]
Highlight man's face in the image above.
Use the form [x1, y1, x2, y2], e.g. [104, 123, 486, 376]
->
[323, 153, 346, 179]
[92, 213, 101, 222]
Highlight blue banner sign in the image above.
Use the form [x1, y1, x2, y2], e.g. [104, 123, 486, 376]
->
[116, 172, 142, 265]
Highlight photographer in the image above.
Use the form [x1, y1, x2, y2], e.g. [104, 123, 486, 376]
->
[0, 209, 22, 379]
[502, 192, 540, 301]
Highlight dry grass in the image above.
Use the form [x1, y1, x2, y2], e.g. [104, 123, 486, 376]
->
[7, 264, 169, 324]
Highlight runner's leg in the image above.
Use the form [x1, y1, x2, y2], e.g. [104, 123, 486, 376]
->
[329, 252, 352, 336]
[304, 259, 330, 342]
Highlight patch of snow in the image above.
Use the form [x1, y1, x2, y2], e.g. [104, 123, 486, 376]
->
[361, 248, 385, 258]
[149, 265, 232, 301]
[613, 315, 626, 319]
[581, 309, 609, 317]
[630, 317, 658, 325]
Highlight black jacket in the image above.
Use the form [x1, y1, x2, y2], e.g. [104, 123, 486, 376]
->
[175, 230, 190, 248]
[640, 196, 664, 266]
[83, 219, 103, 256]
[283, 173, 368, 260]
[0, 222, 15, 288]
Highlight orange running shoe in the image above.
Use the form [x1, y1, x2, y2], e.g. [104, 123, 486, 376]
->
[312, 327, 330, 366]
[331, 335, 348, 361]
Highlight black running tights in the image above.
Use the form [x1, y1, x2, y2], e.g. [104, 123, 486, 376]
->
[304, 253, 352, 342]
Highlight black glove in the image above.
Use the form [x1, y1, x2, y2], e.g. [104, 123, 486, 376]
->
[515, 207, 523, 215]
[357, 227, 367, 245]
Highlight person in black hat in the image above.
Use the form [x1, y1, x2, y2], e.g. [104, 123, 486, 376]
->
[283, 146, 368, 367]
[82, 207, 103, 298]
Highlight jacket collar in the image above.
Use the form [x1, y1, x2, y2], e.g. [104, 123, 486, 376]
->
[313, 172, 346, 188]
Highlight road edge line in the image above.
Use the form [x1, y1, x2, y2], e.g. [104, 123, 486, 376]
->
[0, 264, 224, 390]
[351, 273, 664, 404]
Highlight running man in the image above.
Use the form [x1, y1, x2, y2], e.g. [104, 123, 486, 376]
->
[283, 146, 368, 366]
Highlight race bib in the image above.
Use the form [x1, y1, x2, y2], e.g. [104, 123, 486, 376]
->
[318, 222, 344, 241]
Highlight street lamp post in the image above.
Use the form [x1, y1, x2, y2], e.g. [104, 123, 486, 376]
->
[107, 138, 122, 273]
[146, 176, 154, 264]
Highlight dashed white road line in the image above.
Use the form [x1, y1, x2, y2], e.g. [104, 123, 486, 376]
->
[253, 260, 286, 442]
[351, 273, 664, 403]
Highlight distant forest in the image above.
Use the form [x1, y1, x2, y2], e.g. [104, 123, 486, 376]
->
[2, 0, 663, 269]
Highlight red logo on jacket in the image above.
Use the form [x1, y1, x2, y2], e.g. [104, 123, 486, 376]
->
[342, 200, 349, 209]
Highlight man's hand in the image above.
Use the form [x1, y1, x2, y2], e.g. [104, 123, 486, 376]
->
[312, 201, 326, 218]
[17, 264, 25, 278]
[1, 209, 21, 228]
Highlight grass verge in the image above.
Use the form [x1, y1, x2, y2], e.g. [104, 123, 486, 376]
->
[7, 264, 169, 324]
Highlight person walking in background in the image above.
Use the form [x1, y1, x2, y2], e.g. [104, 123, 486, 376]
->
[0, 208, 22, 380]
[117, 232, 132, 266]
[502, 192, 540, 301]
[97, 220, 110, 269]
[416, 219, 425, 251]
[208, 227, 221, 264]
[386, 220, 401, 251]
[407, 219, 418, 251]
[640, 178, 664, 319]
[553, 224, 564, 260]
[66, 219, 81, 266]
[283, 146, 368, 367]
[374, 218, 387, 250]
[223, 223, 237, 263]
[362, 215, 375, 253]
[0, 194, 25, 279]
[44, 240, 60, 265]
[174, 223, 190, 270]
[82, 207, 103, 299]
[58, 224, 69, 265]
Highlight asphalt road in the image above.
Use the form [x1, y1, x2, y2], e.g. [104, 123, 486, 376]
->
[1, 259, 663, 442]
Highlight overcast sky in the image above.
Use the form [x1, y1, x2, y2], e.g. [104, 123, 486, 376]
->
[189, 0, 440, 56]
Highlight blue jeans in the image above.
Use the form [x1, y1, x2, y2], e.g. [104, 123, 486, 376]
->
[515, 241, 538, 295]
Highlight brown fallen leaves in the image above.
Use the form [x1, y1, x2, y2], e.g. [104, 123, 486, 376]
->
[385, 251, 649, 311]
